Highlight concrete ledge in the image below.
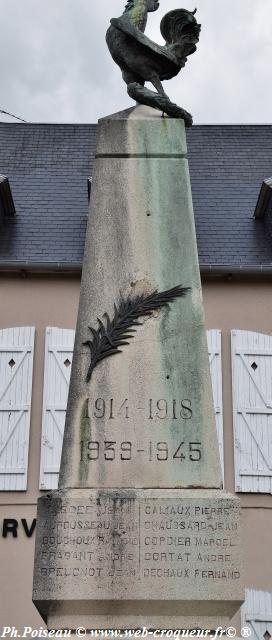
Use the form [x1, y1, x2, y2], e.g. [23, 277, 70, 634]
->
[33, 488, 243, 629]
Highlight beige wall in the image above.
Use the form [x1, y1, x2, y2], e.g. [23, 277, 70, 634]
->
[0, 274, 271, 630]
[203, 278, 272, 503]
[0, 274, 80, 506]
[0, 275, 80, 629]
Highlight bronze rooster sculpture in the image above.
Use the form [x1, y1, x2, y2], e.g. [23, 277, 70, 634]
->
[106, 0, 201, 126]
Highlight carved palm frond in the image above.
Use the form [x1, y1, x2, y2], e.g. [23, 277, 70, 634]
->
[83, 284, 190, 382]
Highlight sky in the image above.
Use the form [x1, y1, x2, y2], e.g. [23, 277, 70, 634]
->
[0, 0, 271, 124]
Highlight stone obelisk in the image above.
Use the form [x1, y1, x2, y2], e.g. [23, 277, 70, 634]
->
[33, 107, 243, 631]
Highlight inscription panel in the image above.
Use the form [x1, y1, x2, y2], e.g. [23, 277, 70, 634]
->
[34, 489, 242, 603]
[77, 394, 214, 488]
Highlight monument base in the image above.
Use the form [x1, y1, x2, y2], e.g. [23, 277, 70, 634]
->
[33, 488, 243, 630]
[44, 612, 234, 634]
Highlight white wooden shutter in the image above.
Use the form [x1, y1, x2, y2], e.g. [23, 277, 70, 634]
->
[207, 330, 224, 481]
[241, 590, 272, 640]
[0, 327, 35, 490]
[232, 330, 272, 493]
[39, 327, 75, 490]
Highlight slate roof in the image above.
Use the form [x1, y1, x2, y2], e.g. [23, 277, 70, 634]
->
[0, 122, 272, 270]
[187, 125, 272, 268]
[0, 123, 96, 267]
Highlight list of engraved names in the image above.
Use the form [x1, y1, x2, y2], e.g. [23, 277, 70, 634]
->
[38, 495, 241, 593]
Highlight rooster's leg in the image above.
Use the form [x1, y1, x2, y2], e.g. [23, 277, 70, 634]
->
[150, 74, 169, 100]
[122, 69, 144, 87]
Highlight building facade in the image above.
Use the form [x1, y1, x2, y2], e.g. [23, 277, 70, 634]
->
[0, 122, 272, 635]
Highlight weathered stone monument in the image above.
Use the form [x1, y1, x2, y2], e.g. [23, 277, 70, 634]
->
[33, 0, 243, 632]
